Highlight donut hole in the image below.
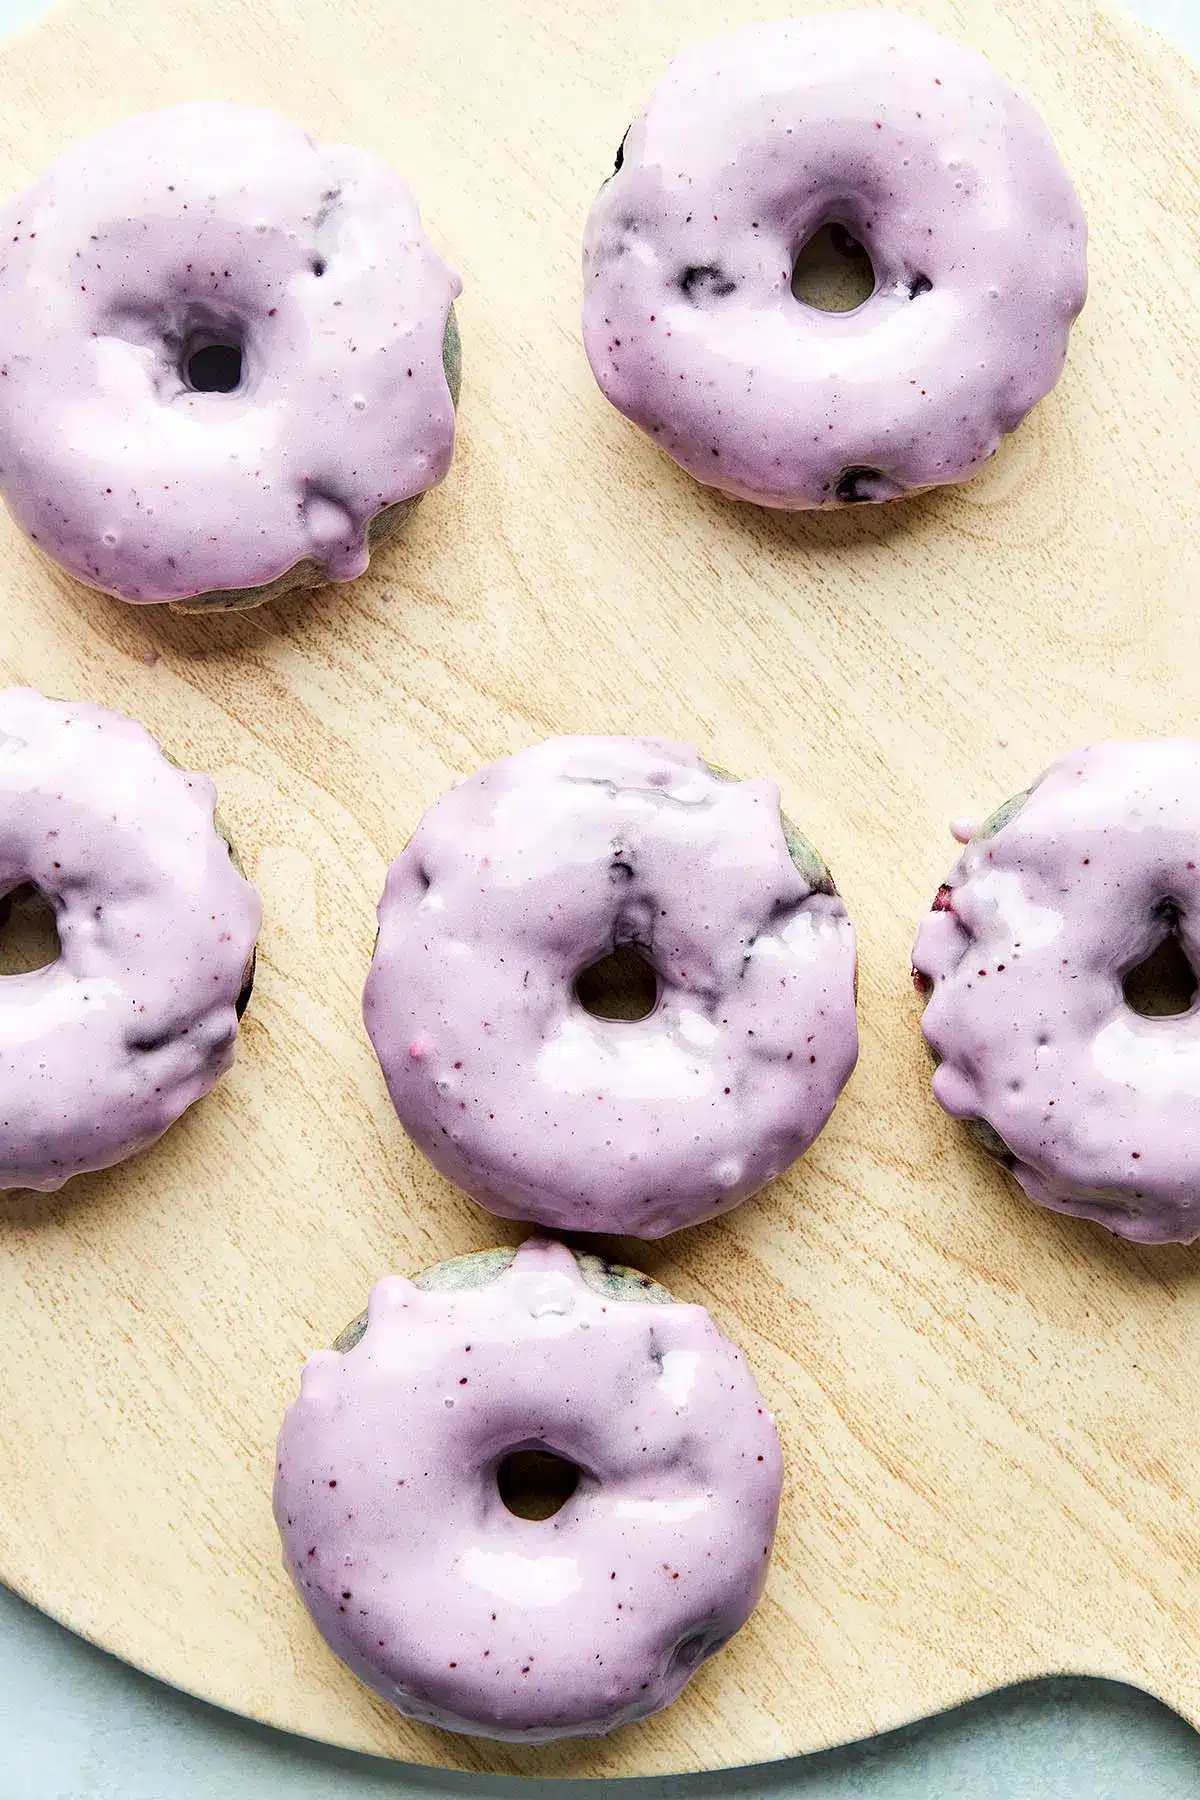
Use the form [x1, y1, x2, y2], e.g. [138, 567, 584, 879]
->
[183, 336, 244, 395]
[0, 884, 60, 976]
[574, 945, 659, 1021]
[791, 223, 876, 313]
[496, 1449, 581, 1521]
[1123, 918, 1198, 1018]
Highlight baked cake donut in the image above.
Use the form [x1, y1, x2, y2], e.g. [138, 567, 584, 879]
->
[914, 741, 1200, 1244]
[0, 103, 461, 609]
[582, 13, 1087, 508]
[363, 736, 858, 1237]
[274, 1239, 783, 1742]
[0, 688, 260, 1191]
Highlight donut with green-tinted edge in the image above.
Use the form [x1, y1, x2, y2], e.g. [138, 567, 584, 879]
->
[274, 1237, 783, 1742]
[364, 735, 859, 1237]
[0, 103, 462, 610]
[914, 742, 1200, 1243]
[0, 687, 261, 1190]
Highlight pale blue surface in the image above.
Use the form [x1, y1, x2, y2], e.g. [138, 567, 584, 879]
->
[4, 1580, 1200, 1800]
[0, 0, 1197, 1794]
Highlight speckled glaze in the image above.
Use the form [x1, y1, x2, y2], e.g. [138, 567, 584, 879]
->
[363, 736, 858, 1237]
[0, 103, 461, 605]
[913, 741, 1200, 1244]
[273, 1239, 783, 1743]
[582, 13, 1087, 509]
[0, 688, 261, 1191]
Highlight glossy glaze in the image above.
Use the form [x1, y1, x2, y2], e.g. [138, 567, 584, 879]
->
[0, 688, 261, 1190]
[0, 103, 460, 603]
[273, 1239, 783, 1742]
[582, 12, 1087, 508]
[363, 736, 858, 1237]
[914, 741, 1200, 1243]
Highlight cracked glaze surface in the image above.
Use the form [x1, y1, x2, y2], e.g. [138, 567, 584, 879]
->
[914, 742, 1200, 1244]
[582, 12, 1087, 508]
[0, 102, 460, 603]
[363, 736, 858, 1237]
[0, 688, 261, 1190]
[274, 1239, 783, 1743]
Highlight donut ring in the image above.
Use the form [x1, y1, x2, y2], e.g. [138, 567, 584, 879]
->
[363, 736, 858, 1237]
[0, 103, 461, 608]
[913, 741, 1200, 1244]
[274, 1239, 783, 1742]
[0, 688, 261, 1191]
[582, 13, 1087, 508]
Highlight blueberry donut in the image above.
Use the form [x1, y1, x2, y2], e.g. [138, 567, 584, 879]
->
[274, 1238, 783, 1742]
[913, 741, 1200, 1244]
[0, 103, 461, 609]
[582, 13, 1087, 508]
[0, 688, 261, 1190]
[363, 736, 858, 1237]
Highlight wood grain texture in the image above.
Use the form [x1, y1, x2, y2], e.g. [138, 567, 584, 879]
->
[0, 0, 1195, 1777]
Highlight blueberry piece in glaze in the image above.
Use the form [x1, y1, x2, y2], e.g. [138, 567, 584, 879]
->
[679, 264, 738, 303]
[834, 467, 888, 504]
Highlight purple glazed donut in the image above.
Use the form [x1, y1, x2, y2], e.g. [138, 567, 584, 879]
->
[0, 688, 261, 1190]
[274, 1239, 783, 1742]
[914, 742, 1200, 1244]
[0, 103, 461, 609]
[363, 736, 858, 1237]
[582, 13, 1087, 508]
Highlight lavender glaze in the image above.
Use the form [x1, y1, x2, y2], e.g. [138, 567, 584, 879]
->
[363, 737, 858, 1238]
[582, 13, 1087, 509]
[273, 1239, 783, 1742]
[914, 741, 1200, 1244]
[0, 688, 261, 1191]
[0, 103, 461, 605]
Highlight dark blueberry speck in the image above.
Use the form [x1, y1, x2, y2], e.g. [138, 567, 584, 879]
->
[680, 264, 737, 303]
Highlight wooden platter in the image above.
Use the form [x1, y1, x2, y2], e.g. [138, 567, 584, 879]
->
[0, 0, 1196, 1778]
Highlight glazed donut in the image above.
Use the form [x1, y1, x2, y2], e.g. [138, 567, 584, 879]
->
[913, 741, 1200, 1244]
[362, 736, 858, 1237]
[0, 103, 461, 609]
[582, 13, 1087, 509]
[274, 1239, 783, 1742]
[0, 688, 260, 1191]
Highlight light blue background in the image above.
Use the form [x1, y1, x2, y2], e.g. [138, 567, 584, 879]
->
[4, 1578, 1200, 1799]
[0, 0, 1196, 1793]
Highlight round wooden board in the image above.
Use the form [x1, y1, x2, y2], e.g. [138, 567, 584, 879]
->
[0, 0, 1196, 1779]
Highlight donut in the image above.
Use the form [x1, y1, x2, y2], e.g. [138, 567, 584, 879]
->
[362, 736, 858, 1237]
[913, 741, 1200, 1244]
[582, 13, 1087, 509]
[0, 688, 261, 1191]
[273, 1239, 783, 1742]
[0, 102, 461, 609]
